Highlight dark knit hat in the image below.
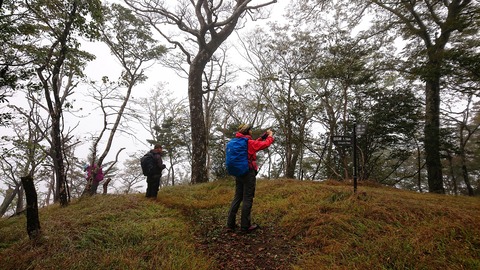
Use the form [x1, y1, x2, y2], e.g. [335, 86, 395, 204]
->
[238, 123, 252, 135]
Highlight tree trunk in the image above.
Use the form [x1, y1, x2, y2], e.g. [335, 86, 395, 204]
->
[424, 78, 445, 194]
[415, 138, 423, 193]
[45, 174, 54, 206]
[0, 187, 17, 217]
[102, 178, 111, 195]
[171, 165, 175, 186]
[459, 128, 475, 196]
[123, 0, 276, 184]
[52, 119, 69, 205]
[82, 176, 93, 196]
[188, 54, 209, 184]
[446, 153, 457, 195]
[15, 184, 24, 214]
[20, 175, 41, 240]
[37, 2, 78, 206]
[285, 152, 298, 179]
[461, 164, 474, 196]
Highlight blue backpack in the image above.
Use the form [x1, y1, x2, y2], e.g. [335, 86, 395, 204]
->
[225, 137, 249, 176]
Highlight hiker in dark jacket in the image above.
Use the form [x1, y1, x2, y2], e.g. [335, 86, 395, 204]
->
[146, 144, 166, 198]
[227, 124, 274, 233]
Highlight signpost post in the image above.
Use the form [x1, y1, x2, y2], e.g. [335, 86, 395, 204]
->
[332, 122, 366, 194]
[353, 122, 358, 193]
[353, 122, 366, 193]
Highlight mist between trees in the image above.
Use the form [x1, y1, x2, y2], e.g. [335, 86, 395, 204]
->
[1, 0, 480, 216]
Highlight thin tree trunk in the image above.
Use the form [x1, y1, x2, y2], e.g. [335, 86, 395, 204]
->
[0, 187, 17, 216]
[459, 126, 475, 196]
[15, 185, 24, 214]
[415, 138, 423, 193]
[446, 153, 457, 195]
[82, 176, 93, 197]
[461, 164, 474, 196]
[102, 178, 111, 195]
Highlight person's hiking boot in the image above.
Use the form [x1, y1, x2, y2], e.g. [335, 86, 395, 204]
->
[241, 224, 260, 233]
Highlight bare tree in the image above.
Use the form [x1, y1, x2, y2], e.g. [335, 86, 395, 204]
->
[98, 2, 165, 162]
[115, 156, 145, 194]
[23, 0, 104, 205]
[237, 25, 324, 179]
[0, 92, 50, 216]
[132, 86, 190, 185]
[124, 0, 277, 183]
[82, 3, 166, 192]
[443, 95, 480, 196]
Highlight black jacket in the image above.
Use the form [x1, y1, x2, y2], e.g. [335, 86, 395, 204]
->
[149, 150, 166, 175]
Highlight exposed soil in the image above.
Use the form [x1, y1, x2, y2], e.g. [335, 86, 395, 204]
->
[196, 222, 300, 270]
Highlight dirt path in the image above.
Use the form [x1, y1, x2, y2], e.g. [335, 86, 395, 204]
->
[197, 223, 299, 270]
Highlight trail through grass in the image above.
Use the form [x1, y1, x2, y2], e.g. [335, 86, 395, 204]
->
[1, 179, 479, 269]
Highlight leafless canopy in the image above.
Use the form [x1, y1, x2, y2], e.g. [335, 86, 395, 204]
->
[124, 0, 276, 64]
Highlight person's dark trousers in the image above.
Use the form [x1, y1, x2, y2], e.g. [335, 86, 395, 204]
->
[146, 174, 161, 198]
[227, 169, 257, 230]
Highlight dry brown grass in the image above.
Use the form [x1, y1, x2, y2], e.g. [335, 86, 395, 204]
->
[1, 179, 479, 269]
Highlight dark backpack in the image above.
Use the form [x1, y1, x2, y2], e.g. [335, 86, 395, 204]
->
[140, 152, 155, 176]
[225, 137, 249, 176]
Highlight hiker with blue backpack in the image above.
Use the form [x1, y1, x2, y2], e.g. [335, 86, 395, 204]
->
[141, 144, 167, 198]
[226, 124, 274, 233]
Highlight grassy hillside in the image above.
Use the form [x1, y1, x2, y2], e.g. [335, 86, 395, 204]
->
[1, 179, 479, 270]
